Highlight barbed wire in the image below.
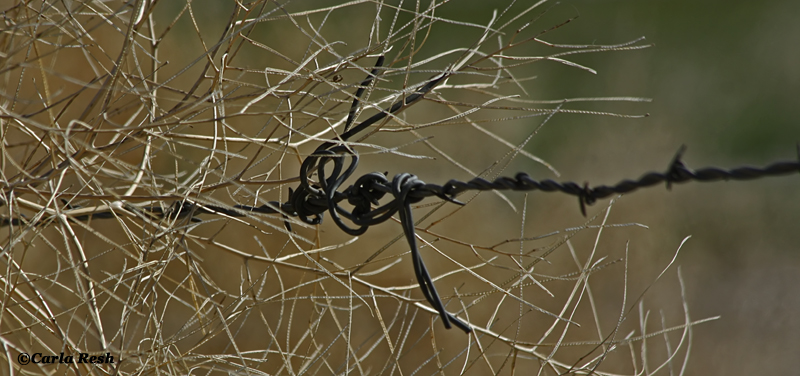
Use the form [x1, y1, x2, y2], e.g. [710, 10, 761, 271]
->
[2, 56, 799, 334]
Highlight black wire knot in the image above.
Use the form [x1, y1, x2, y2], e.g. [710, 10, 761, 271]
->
[288, 142, 471, 332]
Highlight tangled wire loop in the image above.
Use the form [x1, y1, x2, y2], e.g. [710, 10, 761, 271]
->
[289, 142, 472, 332]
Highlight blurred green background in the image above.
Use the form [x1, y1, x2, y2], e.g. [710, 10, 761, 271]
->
[509, 1, 800, 374]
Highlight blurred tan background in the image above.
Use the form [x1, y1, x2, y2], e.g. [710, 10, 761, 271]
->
[3, 0, 799, 374]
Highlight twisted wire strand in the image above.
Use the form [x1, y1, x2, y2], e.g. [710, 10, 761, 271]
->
[220, 144, 800, 225]
[3, 56, 800, 335]
[7, 152, 795, 228]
